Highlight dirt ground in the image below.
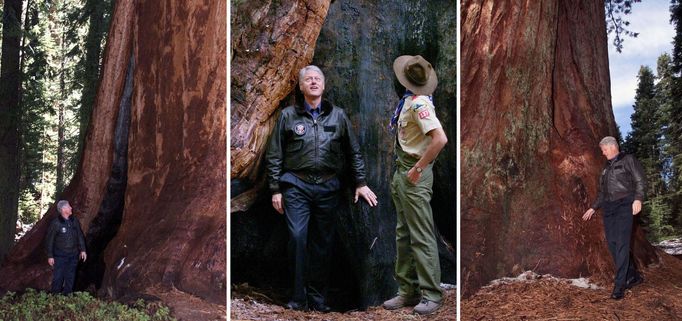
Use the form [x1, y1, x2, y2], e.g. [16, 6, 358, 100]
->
[231, 285, 456, 321]
[462, 254, 682, 320]
[144, 286, 226, 321]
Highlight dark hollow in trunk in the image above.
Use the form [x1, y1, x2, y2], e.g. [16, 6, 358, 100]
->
[77, 54, 134, 292]
[231, 0, 456, 309]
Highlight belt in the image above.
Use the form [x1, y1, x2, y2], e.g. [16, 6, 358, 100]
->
[291, 171, 337, 184]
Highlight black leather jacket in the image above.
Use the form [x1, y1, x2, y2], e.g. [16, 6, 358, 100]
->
[265, 100, 367, 193]
[46, 215, 86, 257]
[591, 152, 646, 210]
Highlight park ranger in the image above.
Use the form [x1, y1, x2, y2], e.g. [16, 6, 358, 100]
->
[383, 55, 448, 315]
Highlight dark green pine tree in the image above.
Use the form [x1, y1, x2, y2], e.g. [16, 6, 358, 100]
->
[18, 0, 57, 224]
[624, 66, 658, 160]
[668, 0, 682, 229]
[625, 66, 671, 240]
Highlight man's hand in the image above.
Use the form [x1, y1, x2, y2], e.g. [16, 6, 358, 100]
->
[80, 251, 87, 262]
[272, 193, 284, 214]
[48, 258, 55, 266]
[407, 167, 421, 185]
[582, 208, 596, 221]
[633, 200, 642, 215]
[355, 186, 378, 207]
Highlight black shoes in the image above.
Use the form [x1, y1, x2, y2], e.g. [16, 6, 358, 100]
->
[285, 301, 308, 311]
[610, 286, 625, 300]
[310, 302, 332, 313]
[625, 275, 644, 289]
[285, 301, 331, 313]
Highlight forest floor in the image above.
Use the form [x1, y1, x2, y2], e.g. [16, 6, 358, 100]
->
[231, 284, 456, 321]
[145, 286, 226, 321]
[461, 254, 682, 320]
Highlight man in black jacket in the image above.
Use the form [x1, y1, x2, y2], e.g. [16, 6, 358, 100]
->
[46, 200, 87, 294]
[265, 65, 377, 312]
[582, 136, 646, 300]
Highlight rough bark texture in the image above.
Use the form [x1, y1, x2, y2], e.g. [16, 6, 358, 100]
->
[230, 0, 331, 184]
[100, 0, 226, 304]
[460, 0, 658, 297]
[0, 0, 134, 288]
[0, 0, 226, 310]
[0, 0, 23, 263]
[231, 0, 456, 309]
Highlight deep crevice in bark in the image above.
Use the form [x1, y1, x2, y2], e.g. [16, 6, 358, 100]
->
[77, 54, 134, 292]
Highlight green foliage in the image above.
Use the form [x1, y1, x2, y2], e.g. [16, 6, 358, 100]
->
[605, 0, 641, 53]
[624, 57, 682, 242]
[0, 289, 176, 321]
[643, 196, 675, 241]
[668, 0, 682, 228]
[14, 0, 113, 228]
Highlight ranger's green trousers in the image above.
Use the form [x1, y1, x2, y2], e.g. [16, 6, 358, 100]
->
[390, 148, 442, 302]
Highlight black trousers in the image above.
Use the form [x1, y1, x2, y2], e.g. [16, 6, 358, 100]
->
[51, 251, 79, 294]
[281, 173, 340, 305]
[602, 195, 639, 288]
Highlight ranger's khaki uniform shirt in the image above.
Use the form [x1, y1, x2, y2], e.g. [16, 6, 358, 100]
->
[397, 95, 442, 158]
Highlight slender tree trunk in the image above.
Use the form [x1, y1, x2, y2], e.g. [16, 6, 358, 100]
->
[0, 0, 24, 262]
[55, 23, 66, 197]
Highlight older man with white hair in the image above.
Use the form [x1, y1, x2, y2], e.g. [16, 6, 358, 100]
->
[582, 136, 646, 300]
[46, 200, 87, 294]
[265, 65, 377, 312]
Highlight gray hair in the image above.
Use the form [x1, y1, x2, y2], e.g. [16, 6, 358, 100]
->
[599, 136, 619, 147]
[298, 65, 325, 84]
[57, 200, 70, 214]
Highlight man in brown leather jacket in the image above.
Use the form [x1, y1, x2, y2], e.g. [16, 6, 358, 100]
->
[582, 136, 646, 300]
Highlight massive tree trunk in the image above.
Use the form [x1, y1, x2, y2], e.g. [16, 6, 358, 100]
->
[460, 0, 659, 297]
[231, 0, 456, 309]
[0, 0, 23, 263]
[0, 0, 226, 311]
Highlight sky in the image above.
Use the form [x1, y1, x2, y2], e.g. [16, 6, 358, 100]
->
[608, 0, 676, 137]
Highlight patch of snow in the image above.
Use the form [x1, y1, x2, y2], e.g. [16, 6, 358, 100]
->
[486, 270, 602, 290]
[656, 238, 682, 256]
[440, 283, 457, 290]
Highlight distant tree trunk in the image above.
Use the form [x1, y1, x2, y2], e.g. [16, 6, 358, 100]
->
[461, 0, 659, 296]
[78, 0, 112, 158]
[0, 0, 23, 262]
[56, 25, 67, 197]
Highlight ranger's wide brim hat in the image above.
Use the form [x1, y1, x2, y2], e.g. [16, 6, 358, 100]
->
[393, 55, 438, 96]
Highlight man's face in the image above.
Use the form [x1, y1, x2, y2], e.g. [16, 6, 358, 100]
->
[600, 144, 619, 160]
[299, 70, 325, 101]
[61, 205, 73, 218]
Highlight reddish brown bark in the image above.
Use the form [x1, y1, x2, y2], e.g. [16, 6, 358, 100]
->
[0, 0, 135, 289]
[461, 0, 658, 296]
[230, 0, 331, 184]
[100, 0, 226, 303]
[0, 0, 226, 308]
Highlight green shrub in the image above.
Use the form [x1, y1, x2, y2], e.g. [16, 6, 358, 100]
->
[0, 289, 176, 321]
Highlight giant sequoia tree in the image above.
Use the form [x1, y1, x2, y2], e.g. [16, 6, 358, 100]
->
[460, 0, 659, 296]
[231, 0, 456, 309]
[0, 0, 226, 313]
